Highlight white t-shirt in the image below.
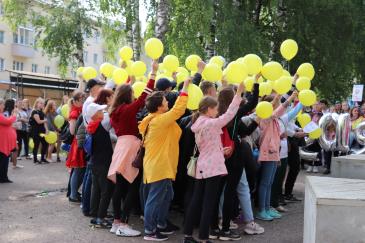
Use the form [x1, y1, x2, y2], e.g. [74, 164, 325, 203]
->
[83, 96, 94, 125]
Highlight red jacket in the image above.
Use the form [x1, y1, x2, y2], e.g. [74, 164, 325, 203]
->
[0, 114, 17, 156]
[111, 79, 155, 137]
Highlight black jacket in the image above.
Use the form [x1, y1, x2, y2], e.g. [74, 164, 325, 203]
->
[91, 124, 113, 167]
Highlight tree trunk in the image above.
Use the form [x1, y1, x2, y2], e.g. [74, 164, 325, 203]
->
[254, 0, 263, 25]
[155, 0, 169, 42]
[205, 0, 218, 59]
[269, 0, 287, 61]
[131, 0, 141, 60]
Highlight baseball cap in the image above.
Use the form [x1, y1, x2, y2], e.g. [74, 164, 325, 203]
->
[86, 103, 107, 119]
[156, 78, 174, 91]
[85, 79, 106, 92]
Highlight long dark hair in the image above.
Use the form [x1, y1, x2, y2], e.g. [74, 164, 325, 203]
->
[192, 96, 218, 123]
[218, 87, 235, 116]
[4, 99, 15, 115]
[110, 84, 133, 114]
[94, 88, 114, 105]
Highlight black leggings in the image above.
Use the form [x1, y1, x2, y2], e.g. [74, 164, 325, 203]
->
[184, 176, 221, 240]
[0, 152, 10, 181]
[32, 133, 47, 161]
[17, 130, 29, 156]
[113, 172, 141, 223]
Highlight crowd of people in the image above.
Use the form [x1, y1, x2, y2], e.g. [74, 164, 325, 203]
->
[0, 57, 361, 242]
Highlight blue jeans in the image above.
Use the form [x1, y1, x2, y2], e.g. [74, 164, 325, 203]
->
[70, 167, 85, 199]
[82, 163, 92, 214]
[258, 161, 277, 211]
[237, 169, 254, 222]
[143, 179, 174, 234]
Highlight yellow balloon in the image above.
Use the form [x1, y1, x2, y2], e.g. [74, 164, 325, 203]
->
[163, 55, 179, 72]
[99, 62, 115, 78]
[132, 81, 147, 98]
[202, 63, 223, 82]
[54, 115, 65, 129]
[282, 70, 291, 77]
[296, 77, 311, 91]
[185, 55, 201, 71]
[297, 63, 315, 80]
[131, 61, 147, 77]
[145, 38, 164, 59]
[256, 101, 273, 119]
[82, 66, 98, 81]
[61, 104, 70, 119]
[261, 62, 283, 81]
[280, 39, 298, 61]
[187, 84, 203, 110]
[119, 46, 134, 61]
[297, 113, 311, 128]
[309, 128, 322, 139]
[299, 89, 317, 106]
[136, 76, 148, 83]
[124, 60, 133, 74]
[76, 67, 84, 75]
[112, 68, 129, 85]
[241, 54, 262, 75]
[209, 56, 225, 69]
[45, 131, 57, 144]
[176, 72, 189, 84]
[29, 138, 34, 150]
[244, 77, 254, 92]
[274, 76, 292, 95]
[226, 61, 248, 84]
[259, 82, 272, 97]
[266, 80, 274, 90]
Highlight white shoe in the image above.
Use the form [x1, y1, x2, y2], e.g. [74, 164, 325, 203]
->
[110, 223, 120, 234]
[116, 225, 141, 237]
[306, 166, 313, 173]
[313, 166, 319, 173]
[243, 222, 264, 235]
[219, 219, 238, 230]
[275, 206, 288, 212]
[12, 164, 24, 169]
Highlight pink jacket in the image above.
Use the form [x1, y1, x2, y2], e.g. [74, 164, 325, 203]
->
[258, 104, 287, 162]
[191, 95, 242, 179]
[0, 114, 17, 156]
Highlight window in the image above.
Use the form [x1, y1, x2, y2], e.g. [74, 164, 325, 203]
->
[94, 31, 100, 43]
[31, 64, 38, 73]
[83, 51, 88, 63]
[0, 31, 4, 43]
[13, 27, 34, 46]
[13, 61, 24, 71]
[0, 58, 4, 71]
[93, 53, 98, 64]
[44, 66, 50, 74]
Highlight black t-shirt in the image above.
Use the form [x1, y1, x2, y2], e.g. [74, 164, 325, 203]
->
[30, 110, 46, 134]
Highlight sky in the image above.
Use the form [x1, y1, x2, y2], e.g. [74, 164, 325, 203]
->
[139, 0, 148, 34]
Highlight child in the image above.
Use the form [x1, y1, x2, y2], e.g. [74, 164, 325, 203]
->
[183, 83, 244, 243]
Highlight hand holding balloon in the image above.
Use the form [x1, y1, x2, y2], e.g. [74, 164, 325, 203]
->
[236, 82, 245, 96]
[197, 60, 206, 74]
[182, 77, 192, 93]
[151, 60, 159, 75]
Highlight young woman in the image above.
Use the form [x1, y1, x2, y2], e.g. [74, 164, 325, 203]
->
[256, 94, 293, 221]
[108, 61, 156, 237]
[0, 98, 17, 183]
[16, 100, 30, 160]
[65, 92, 86, 203]
[88, 89, 116, 228]
[351, 107, 363, 130]
[183, 83, 244, 243]
[44, 100, 59, 162]
[341, 101, 350, 114]
[30, 98, 49, 164]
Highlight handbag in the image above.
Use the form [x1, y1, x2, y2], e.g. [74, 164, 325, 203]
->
[132, 122, 151, 169]
[83, 133, 92, 155]
[187, 144, 198, 177]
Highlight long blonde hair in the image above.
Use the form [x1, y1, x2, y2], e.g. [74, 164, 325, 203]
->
[44, 99, 56, 114]
[33, 97, 45, 110]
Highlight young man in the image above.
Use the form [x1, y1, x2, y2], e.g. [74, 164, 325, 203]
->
[139, 78, 190, 241]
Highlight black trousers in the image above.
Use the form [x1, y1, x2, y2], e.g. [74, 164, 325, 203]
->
[17, 130, 29, 156]
[184, 176, 221, 240]
[90, 164, 114, 218]
[113, 172, 141, 223]
[285, 142, 301, 196]
[0, 152, 10, 181]
[32, 133, 47, 161]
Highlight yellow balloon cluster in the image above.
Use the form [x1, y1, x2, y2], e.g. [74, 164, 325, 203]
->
[256, 101, 273, 119]
[259, 82, 272, 97]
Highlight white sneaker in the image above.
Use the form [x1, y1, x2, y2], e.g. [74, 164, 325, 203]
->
[116, 225, 141, 237]
[275, 206, 288, 212]
[313, 166, 319, 173]
[243, 222, 264, 235]
[218, 219, 238, 230]
[110, 223, 120, 234]
[306, 166, 313, 173]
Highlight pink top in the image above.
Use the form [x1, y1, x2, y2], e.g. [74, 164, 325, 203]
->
[0, 114, 17, 156]
[258, 104, 287, 162]
[191, 95, 242, 179]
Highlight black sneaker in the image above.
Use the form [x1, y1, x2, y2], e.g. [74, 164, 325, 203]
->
[219, 230, 242, 241]
[279, 196, 287, 206]
[89, 218, 112, 228]
[323, 169, 331, 175]
[183, 236, 200, 243]
[284, 194, 302, 202]
[209, 229, 221, 240]
[144, 232, 168, 241]
[69, 197, 81, 203]
[157, 225, 174, 235]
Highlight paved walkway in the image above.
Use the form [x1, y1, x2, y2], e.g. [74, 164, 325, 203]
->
[0, 158, 306, 243]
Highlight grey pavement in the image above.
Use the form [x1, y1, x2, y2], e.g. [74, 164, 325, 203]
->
[0, 158, 306, 243]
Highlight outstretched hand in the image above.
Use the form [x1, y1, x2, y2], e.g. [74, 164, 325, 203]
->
[237, 82, 245, 96]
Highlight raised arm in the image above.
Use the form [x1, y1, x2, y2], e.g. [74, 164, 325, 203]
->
[236, 82, 259, 118]
[287, 102, 303, 122]
[192, 61, 205, 86]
